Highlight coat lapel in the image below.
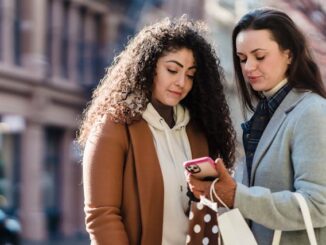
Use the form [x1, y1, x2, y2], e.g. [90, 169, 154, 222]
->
[250, 89, 311, 185]
[127, 119, 164, 238]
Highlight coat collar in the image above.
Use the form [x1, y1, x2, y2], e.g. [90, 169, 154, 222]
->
[249, 89, 311, 185]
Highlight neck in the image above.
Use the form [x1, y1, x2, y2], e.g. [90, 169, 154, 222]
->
[151, 99, 175, 128]
[263, 78, 288, 98]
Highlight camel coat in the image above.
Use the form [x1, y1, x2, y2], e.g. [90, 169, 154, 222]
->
[82, 118, 209, 245]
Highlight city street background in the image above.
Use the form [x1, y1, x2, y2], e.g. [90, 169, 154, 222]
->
[0, 0, 325, 243]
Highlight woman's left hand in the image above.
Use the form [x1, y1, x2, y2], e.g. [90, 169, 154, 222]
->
[187, 158, 237, 208]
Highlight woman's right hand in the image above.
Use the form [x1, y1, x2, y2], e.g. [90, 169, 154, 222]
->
[187, 158, 237, 208]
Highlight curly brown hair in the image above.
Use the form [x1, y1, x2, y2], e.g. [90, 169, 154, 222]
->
[78, 16, 236, 167]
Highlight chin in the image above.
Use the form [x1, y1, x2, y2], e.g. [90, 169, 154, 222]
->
[251, 85, 265, 92]
[165, 99, 181, 107]
[166, 102, 179, 107]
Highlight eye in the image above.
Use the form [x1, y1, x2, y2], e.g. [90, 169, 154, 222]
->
[239, 58, 247, 64]
[187, 74, 195, 80]
[256, 56, 265, 61]
[237, 54, 247, 63]
[167, 69, 177, 74]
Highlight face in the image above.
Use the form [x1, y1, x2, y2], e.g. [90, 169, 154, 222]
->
[152, 48, 196, 107]
[236, 29, 291, 92]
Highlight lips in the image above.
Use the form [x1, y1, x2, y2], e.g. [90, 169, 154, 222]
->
[169, 90, 182, 96]
[247, 76, 261, 83]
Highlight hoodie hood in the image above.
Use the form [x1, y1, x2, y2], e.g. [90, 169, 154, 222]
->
[142, 103, 190, 131]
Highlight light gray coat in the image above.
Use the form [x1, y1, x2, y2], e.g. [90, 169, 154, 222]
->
[234, 89, 326, 245]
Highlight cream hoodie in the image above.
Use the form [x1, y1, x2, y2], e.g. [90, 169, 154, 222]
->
[142, 103, 192, 245]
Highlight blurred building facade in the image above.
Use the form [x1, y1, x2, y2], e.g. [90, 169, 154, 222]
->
[272, 0, 326, 84]
[0, 0, 206, 242]
[0, 0, 324, 243]
[0, 0, 109, 241]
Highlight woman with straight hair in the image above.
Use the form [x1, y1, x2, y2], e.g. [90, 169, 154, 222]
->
[187, 7, 326, 245]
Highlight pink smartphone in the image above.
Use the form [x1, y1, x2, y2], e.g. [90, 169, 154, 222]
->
[183, 156, 218, 180]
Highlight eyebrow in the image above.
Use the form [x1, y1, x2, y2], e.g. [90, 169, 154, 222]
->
[166, 60, 197, 70]
[237, 48, 267, 55]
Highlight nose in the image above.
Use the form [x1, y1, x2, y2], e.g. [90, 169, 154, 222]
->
[244, 58, 257, 73]
[175, 74, 186, 87]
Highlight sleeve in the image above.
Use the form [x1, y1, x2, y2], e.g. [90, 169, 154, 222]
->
[82, 119, 130, 244]
[234, 97, 326, 231]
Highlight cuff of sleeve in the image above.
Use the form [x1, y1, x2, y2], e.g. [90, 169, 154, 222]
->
[233, 182, 250, 210]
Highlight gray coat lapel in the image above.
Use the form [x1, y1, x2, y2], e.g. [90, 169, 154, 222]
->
[250, 89, 311, 185]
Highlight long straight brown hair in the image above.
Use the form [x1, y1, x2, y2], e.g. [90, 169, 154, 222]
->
[232, 7, 326, 113]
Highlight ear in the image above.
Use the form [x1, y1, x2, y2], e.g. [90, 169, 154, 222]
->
[284, 49, 292, 64]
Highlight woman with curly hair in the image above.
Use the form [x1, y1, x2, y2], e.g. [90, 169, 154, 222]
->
[78, 16, 236, 244]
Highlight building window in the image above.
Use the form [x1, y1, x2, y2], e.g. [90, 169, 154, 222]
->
[61, 1, 70, 79]
[44, 127, 63, 238]
[81, 13, 108, 95]
[0, 115, 23, 216]
[0, 0, 3, 61]
[77, 7, 86, 85]
[14, 0, 21, 66]
[93, 14, 106, 84]
[46, 0, 53, 77]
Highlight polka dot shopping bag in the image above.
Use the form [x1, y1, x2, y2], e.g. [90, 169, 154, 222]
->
[186, 201, 219, 245]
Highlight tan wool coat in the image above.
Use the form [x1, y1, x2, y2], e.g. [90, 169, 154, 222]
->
[83, 118, 209, 245]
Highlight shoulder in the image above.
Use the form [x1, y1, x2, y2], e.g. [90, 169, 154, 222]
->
[294, 92, 326, 116]
[287, 92, 326, 137]
[86, 116, 130, 150]
[300, 91, 326, 105]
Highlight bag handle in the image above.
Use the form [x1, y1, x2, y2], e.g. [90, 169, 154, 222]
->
[199, 177, 227, 213]
[209, 178, 230, 210]
[272, 192, 317, 245]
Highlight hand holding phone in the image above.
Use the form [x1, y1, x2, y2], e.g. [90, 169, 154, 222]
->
[183, 156, 218, 181]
